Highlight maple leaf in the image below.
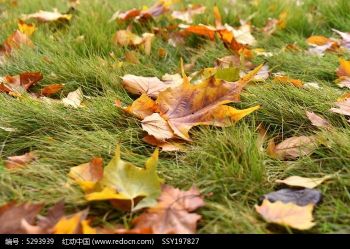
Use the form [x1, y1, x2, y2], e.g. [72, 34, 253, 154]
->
[267, 136, 318, 160]
[0, 72, 43, 96]
[152, 65, 262, 141]
[85, 145, 163, 211]
[132, 185, 204, 234]
[306, 111, 331, 128]
[0, 202, 43, 234]
[5, 152, 37, 170]
[121, 73, 182, 98]
[255, 199, 315, 230]
[142, 135, 185, 152]
[69, 157, 104, 192]
[22, 10, 72, 22]
[22, 201, 65, 234]
[276, 175, 333, 189]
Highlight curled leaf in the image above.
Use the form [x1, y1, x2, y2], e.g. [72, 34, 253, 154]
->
[276, 175, 332, 189]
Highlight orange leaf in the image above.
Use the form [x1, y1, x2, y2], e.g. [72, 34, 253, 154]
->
[273, 75, 303, 88]
[40, 84, 64, 96]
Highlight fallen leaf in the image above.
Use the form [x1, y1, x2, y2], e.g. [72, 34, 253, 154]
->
[18, 20, 36, 36]
[255, 199, 315, 230]
[121, 74, 182, 98]
[142, 135, 185, 152]
[40, 84, 64, 96]
[335, 58, 350, 89]
[0, 72, 43, 95]
[276, 175, 332, 189]
[0, 30, 33, 64]
[171, 4, 206, 24]
[113, 30, 143, 46]
[141, 113, 174, 141]
[5, 152, 37, 170]
[62, 88, 83, 108]
[53, 210, 88, 234]
[154, 65, 262, 141]
[133, 185, 204, 234]
[85, 145, 162, 211]
[330, 95, 350, 121]
[123, 94, 158, 119]
[109, 1, 169, 22]
[22, 10, 72, 22]
[262, 188, 322, 206]
[22, 201, 65, 234]
[0, 202, 43, 233]
[306, 111, 330, 128]
[273, 75, 303, 88]
[69, 157, 104, 192]
[267, 136, 318, 160]
[332, 29, 350, 50]
[306, 35, 338, 56]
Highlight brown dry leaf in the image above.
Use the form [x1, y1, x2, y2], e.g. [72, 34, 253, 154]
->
[5, 152, 37, 170]
[0, 202, 43, 234]
[141, 113, 174, 141]
[276, 175, 332, 189]
[133, 185, 204, 234]
[306, 111, 330, 128]
[213, 5, 222, 28]
[0, 72, 43, 96]
[267, 136, 318, 160]
[255, 199, 315, 230]
[142, 135, 185, 152]
[262, 11, 288, 35]
[22, 10, 72, 22]
[171, 4, 206, 24]
[273, 75, 303, 88]
[121, 74, 182, 98]
[330, 95, 350, 121]
[110, 1, 169, 22]
[40, 84, 64, 96]
[215, 55, 254, 69]
[335, 58, 350, 88]
[69, 157, 104, 193]
[22, 201, 65, 234]
[155, 65, 262, 141]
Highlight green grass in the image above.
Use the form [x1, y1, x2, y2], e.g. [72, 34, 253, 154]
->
[1, 0, 350, 233]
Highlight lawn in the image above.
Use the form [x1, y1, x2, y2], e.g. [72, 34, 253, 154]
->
[0, 0, 350, 233]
